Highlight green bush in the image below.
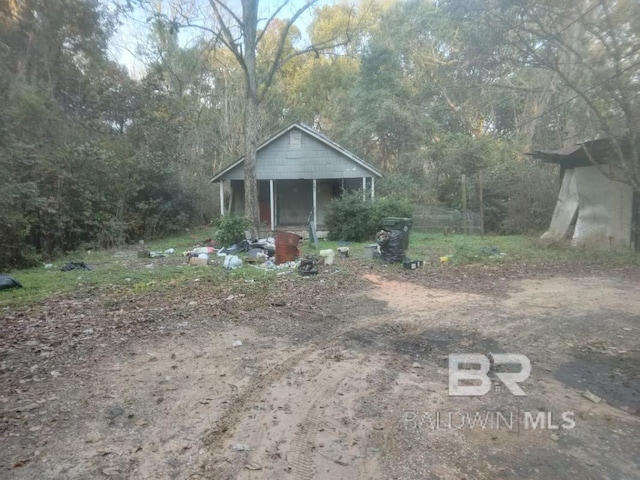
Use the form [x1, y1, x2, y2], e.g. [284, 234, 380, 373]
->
[213, 215, 250, 247]
[325, 192, 414, 242]
[371, 196, 414, 230]
[325, 192, 373, 241]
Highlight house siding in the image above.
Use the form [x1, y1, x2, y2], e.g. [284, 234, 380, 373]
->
[222, 129, 373, 180]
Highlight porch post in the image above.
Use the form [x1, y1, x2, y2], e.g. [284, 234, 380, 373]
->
[269, 179, 275, 232]
[219, 181, 225, 216]
[362, 177, 366, 200]
[313, 179, 317, 232]
[371, 176, 375, 201]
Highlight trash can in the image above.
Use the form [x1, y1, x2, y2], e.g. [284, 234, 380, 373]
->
[275, 231, 301, 264]
[381, 217, 412, 250]
[363, 244, 377, 260]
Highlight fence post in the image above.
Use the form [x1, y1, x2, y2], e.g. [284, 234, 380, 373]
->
[461, 174, 468, 235]
[479, 169, 484, 236]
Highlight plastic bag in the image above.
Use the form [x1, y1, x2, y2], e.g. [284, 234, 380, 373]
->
[378, 229, 405, 263]
[223, 255, 243, 269]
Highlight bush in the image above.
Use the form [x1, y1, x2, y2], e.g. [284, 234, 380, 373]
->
[371, 196, 414, 230]
[213, 215, 251, 246]
[325, 192, 373, 241]
[325, 192, 414, 242]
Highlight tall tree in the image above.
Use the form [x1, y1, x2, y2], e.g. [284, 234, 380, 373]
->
[473, 0, 640, 190]
[141, 0, 367, 235]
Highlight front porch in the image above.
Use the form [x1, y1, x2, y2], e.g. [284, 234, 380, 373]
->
[220, 177, 375, 232]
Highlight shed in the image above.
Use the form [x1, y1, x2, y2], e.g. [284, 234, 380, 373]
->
[210, 123, 383, 233]
[530, 138, 639, 250]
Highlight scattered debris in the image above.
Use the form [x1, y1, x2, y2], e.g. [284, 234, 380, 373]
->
[376, 229, 406, 263]
[582, 390, 603, 404]
[403, 260, 424, 270]
[192, 247, 215, 255]
[223, 255, 242, 270]
[245, 248, 268, 263]
[232, 340, 242, 347]
[480, 246, 500, 256]
[232, 444, 251, 451]
[0, 275, 23, 290]
[319, 249, 335, 265]
[188, 257, 208, 266]
[363, 244, 378, 260]
[245, 462, 262, 471]
[60, 262, 93, 272]
[298, 256, 319, 275]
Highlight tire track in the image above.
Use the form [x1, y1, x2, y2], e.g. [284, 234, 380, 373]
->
[202, 346, 314, 450]
[288, 368, 350, 480]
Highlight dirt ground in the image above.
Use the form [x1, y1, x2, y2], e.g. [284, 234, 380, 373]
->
[1, 260, 639, 479]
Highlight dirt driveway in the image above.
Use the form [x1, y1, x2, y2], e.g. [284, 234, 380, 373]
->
[2, 265, 639, 479]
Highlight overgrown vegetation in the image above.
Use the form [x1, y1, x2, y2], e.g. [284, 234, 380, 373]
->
[1, 0, 637, 269]
[325, 193, 413, 241]
[3, 229, 637, 309]
[213, 216, 251, 247]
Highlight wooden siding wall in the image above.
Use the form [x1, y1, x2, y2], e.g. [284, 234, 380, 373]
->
[222, 129, 373, 180]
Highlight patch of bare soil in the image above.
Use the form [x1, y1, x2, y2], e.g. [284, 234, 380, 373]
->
[1, 263, 639, 479]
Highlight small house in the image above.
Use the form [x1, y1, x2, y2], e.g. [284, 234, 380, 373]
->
[210, 123, 382, 233]
[531, 138, 639, 250]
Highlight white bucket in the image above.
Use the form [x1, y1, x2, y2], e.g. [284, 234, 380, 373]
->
[364, 244, 377, 260]
[319, 249, 335, 265]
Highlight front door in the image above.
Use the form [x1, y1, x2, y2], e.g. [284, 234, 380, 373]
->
[258, 180, 271, 226]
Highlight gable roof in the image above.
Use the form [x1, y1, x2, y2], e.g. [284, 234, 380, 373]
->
[210, 123, 383, 182]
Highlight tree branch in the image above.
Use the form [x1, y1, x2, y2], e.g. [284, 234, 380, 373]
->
[256, 0, 291, 45]
[258, 0, 321, 101]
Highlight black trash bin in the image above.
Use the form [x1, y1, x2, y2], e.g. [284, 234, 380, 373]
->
[381, 217, 412, 250]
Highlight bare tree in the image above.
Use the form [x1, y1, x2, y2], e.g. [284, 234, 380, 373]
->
[137, 0, 366, 235]
[481, 0, 640, 190]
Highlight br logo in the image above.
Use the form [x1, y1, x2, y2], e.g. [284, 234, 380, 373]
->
[448, 354, 531, 396]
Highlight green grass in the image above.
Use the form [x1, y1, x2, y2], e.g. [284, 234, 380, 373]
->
[406, 231, 640, 266]
[2, 229, 638, 309]
[0, 227, 276, 308]
[303, 231, 639, 267]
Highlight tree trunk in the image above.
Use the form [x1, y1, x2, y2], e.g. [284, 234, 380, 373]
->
[242, 0, 260, 238]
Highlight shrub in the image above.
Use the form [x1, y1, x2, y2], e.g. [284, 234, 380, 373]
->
[213, 215, 250, 246]
[325, 192, 414, 242]
[371, 196, 414, 230]
[325, 192, 373, 241]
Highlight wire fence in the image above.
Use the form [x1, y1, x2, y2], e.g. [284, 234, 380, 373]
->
[412, 207, 483, 235]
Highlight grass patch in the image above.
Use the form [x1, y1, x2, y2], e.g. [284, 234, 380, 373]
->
[406, 232, 640, 266]
[3, 230, 637, 309]
[303, 231, 639, 267]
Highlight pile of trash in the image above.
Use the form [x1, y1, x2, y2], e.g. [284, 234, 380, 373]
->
[137, 232, 342, 275]
[214, 237, 276, 270]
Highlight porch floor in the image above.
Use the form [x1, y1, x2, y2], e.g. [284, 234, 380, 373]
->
[263, 225, 328, 240]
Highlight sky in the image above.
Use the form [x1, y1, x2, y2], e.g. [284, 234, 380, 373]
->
[106, 0, 331, 78]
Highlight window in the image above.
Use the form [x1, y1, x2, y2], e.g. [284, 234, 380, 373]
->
[289, 130, 302, 149]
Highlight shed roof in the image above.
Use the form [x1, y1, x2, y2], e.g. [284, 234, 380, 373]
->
[210, 123, 383, 182]
[527, 138, 627, 168]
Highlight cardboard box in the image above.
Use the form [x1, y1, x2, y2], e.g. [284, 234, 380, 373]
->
[188, 257, 208, 266]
